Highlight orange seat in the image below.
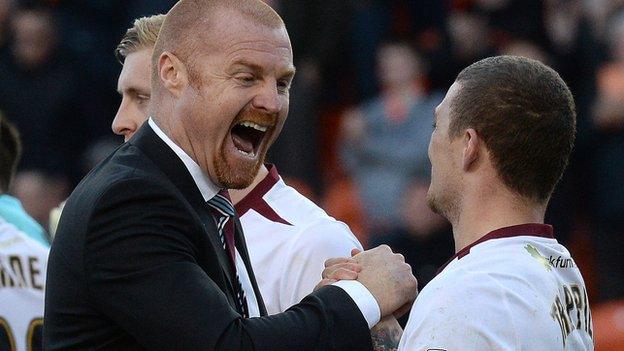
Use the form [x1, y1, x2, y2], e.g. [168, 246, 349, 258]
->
[593, 300, 624, 351]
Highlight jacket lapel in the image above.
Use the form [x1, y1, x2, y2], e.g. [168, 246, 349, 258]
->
[129, 123, 239, 303]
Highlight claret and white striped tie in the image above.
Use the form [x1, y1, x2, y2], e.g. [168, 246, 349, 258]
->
[206, 190, 249, 318]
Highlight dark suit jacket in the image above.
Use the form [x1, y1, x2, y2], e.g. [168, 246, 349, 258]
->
[44, 123, 373, 350]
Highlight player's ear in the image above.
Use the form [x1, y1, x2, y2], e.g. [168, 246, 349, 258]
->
[157, 51, 189, 97]
[462, 128, 480, 171]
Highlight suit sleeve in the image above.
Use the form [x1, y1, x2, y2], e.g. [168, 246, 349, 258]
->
[84, 178, 372, 351]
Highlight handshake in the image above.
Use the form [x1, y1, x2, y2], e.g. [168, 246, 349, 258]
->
[319, 245, 418, 318]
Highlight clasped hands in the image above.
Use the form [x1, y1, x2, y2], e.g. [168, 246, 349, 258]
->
[317, 245, 418, 318]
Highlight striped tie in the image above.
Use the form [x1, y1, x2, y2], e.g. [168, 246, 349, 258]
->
[207, 190, 249, 317]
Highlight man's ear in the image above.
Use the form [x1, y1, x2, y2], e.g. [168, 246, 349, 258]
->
[462, 128, 480, 171]
[157, 51, 189, 97]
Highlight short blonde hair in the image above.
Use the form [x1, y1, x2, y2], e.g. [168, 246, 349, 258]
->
[115, 14, 165, 64]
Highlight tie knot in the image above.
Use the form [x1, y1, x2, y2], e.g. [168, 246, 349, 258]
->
[207, 190, 235, 217]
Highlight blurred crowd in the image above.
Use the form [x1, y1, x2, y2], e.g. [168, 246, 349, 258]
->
[0, 0, 623, 305]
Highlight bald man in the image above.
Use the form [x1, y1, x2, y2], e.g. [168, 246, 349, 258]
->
[43, 1, 417, 350]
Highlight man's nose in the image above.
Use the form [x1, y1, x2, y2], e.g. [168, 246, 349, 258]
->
[251, 80, 283, 115]
[112, 104, 137, 140]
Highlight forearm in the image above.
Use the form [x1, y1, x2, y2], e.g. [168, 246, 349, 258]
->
[371, 316, 403, 351]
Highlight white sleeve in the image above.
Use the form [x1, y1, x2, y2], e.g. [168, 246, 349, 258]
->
[278, 219, 364, 310]
[399, 273, 520, 350]
[331, 280, 381, 329]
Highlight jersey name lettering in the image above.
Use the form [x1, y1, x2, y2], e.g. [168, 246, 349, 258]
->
[550, 284, 593, 347]
[0, 255, 44, 290]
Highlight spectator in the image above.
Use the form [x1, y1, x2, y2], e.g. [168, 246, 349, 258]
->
[0, 6, 87, 180]
[0, 6, 88, 228]
[588, 60, 624, 302]
[340, 42, 442, 233]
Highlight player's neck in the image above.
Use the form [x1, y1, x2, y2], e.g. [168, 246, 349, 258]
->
[230, 165, 269, 205]
[451, 190, 547, 254]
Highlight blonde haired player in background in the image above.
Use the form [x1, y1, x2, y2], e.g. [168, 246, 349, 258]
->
[0, 116, 48, 351]
[112, 14, 402, 349]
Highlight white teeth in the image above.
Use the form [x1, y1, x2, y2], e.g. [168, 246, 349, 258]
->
[236, 148, 255, 157]
[239, 121, 268, 132]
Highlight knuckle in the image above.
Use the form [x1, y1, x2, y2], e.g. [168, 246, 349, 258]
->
[334, 268, 348, 276]
[334, 268, 355, 279]
[342, 267, 355, 275]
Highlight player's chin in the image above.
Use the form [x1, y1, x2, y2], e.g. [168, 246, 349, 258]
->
[426, 193, 441, 215]
[426, 187, 445, 215]
[216, 151, 264, 189]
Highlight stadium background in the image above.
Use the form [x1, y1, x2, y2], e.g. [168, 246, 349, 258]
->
[0, 0, 623, 348]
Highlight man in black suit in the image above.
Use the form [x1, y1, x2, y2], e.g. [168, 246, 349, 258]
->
[43, 1, 418, 350]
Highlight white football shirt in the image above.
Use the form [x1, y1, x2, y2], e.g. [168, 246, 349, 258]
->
[399, 224, 594, 351]
[0, 216, 49, 351]
[237, 165, 365, 315]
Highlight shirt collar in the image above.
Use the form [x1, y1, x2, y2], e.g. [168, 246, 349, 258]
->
[148, 117, 220, 202]
[437, 223, 554, 274]
[234, 164, 291, 225]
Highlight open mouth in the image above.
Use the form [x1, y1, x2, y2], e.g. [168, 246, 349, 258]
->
[230, 121, 270, 157]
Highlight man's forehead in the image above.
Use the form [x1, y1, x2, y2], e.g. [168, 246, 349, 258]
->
[197, 27, 294, 75]
[228, 55, 295, 75]
[225, 40, 293, 63]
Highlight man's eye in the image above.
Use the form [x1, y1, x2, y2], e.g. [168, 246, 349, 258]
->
[237, 74, 255, 84]
[277, 80, 290, 93]
[137, 95, 150, 104]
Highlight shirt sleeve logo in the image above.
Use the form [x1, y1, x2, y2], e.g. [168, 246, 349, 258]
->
[524, 244, 552, 271]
